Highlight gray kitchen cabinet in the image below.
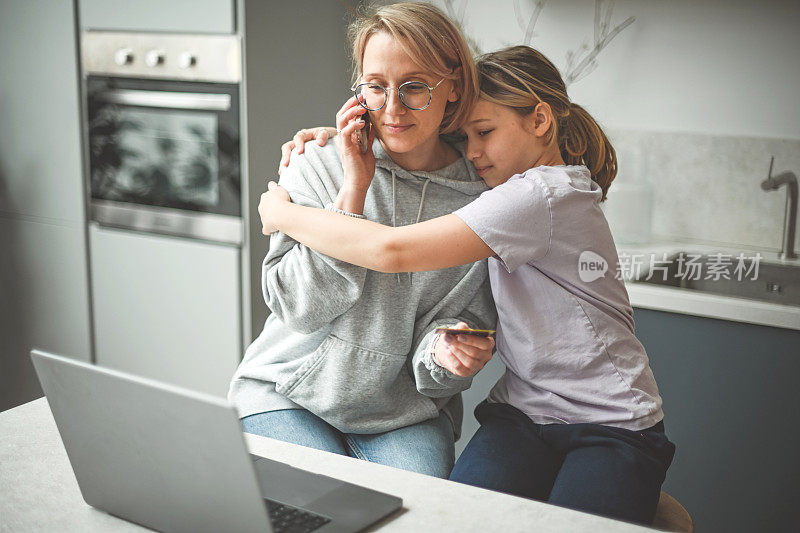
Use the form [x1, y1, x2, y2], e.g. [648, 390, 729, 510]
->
[0, 0, 91, 412]
[0, 217, 92, 411]
[0, 0, 84, 222]
[78, 0, 235, 34]
[89, 225, 242, 398]
[634, 308, 800, 533]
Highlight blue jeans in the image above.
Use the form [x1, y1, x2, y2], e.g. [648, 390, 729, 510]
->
[241, 408, 455, 479]
[450, 401, 676, 526]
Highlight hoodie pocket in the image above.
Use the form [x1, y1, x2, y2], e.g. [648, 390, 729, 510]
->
[275, 335, 439, 433]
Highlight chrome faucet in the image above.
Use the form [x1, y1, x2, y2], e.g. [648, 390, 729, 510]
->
[760, 156, 797, 260]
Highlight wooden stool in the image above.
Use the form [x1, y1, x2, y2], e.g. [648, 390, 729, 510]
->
[651, 491, 693, 532]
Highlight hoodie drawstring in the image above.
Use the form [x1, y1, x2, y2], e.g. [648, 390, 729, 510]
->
[392, 170, 401, 284]
[415, 178, 430, 224]
[392, 173, 432, 285]
[409, 178, 431, 285]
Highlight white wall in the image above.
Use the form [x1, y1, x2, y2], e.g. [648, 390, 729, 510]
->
[430, 0, 800, 251]
[435, 0, 800, 140]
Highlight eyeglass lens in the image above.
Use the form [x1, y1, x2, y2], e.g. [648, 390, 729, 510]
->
[354, 82, 432, 111]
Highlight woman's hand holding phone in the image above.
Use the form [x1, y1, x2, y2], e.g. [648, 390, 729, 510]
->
[275, 97, 375, 213]
[277, 96, 373, 182]
[335, 96, 376, 195]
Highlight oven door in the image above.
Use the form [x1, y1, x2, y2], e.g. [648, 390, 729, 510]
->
[87, 75, 241, 244]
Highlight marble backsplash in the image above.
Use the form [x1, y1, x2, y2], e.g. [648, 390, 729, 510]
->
[602, 128, 800, 254]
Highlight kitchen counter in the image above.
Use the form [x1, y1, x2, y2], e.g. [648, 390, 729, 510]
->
[620, 240, 800, 331]
[0, 397, 655, 533]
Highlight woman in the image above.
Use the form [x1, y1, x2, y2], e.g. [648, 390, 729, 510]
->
[228, 3, 496, 479]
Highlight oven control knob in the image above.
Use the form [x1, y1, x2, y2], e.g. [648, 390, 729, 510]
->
[145, 50, 165, 67]
[178, 52, 197, 69]
[114, 48, 134, 66]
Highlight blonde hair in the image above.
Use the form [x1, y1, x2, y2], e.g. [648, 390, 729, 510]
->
[348, 2, 478, 135]
[477, 46, 617, 200]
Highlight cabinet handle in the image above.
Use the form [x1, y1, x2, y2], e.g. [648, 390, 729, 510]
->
[97, 89, 230, 111]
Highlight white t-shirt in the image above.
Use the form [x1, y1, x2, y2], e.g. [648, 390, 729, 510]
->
[455, 165, 664, 430]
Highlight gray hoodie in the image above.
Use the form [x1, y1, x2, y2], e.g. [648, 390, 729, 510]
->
[228, 138, 497, 439]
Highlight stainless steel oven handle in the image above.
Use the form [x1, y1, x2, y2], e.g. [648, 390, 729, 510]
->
[97, 89, 231, 111]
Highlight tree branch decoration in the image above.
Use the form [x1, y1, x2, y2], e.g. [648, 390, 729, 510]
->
[514, 0, 547, 46]
[442, 0, 634, 87]
[563, 0, 635, 86]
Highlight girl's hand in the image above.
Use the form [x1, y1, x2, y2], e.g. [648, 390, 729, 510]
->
[335, 96, 376, 193]
[433, 322, 495, 378]
[278, 127, 336, 175]
[258, 181, 292, 235]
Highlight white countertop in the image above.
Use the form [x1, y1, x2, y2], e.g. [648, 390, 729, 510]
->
[620, 239, 800, 331]
[0, 397, 655, 533]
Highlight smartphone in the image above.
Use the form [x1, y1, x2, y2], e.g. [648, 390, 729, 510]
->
[435, 327, 496, 338]
[355, 111, 371, 154]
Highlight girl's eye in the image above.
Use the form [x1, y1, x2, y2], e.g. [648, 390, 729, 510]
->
[478, 129, 493, 136]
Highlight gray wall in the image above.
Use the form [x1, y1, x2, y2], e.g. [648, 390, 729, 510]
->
[634, 308, 800, 533]
[0, 0, 92, 412]
[241, 0, 354, 341]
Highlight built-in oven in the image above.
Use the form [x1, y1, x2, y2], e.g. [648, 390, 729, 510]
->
[82, 32, 242, 244]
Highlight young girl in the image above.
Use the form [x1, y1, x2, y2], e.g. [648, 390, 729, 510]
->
[262, 45, 675, 526]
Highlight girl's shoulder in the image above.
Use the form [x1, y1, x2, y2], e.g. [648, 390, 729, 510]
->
[282, 139, 343, 179]
[521, 164, 590, 183]
[517, 165, 597, 199]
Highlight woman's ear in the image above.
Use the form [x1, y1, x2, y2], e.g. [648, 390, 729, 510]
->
[446, 70, 460, 103]
[447, 86, 459, 103]
[532, 102, 554, 137]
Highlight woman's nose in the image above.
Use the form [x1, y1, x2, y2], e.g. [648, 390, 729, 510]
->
[385, 88, 405, 114]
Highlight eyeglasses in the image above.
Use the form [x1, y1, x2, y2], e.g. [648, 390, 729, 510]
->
[351, 78, 446, 111]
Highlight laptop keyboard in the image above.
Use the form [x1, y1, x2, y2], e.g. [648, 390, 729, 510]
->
[265, 498, 331, 533]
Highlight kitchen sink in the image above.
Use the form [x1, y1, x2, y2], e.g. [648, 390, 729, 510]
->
[631, 251, 800, 306]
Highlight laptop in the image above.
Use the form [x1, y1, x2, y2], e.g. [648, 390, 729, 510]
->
[30, 349, 402, 533]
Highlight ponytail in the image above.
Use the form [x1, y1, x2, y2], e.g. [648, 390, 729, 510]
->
[561, 103, 617, 201]
[477, 46, 618, 201]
